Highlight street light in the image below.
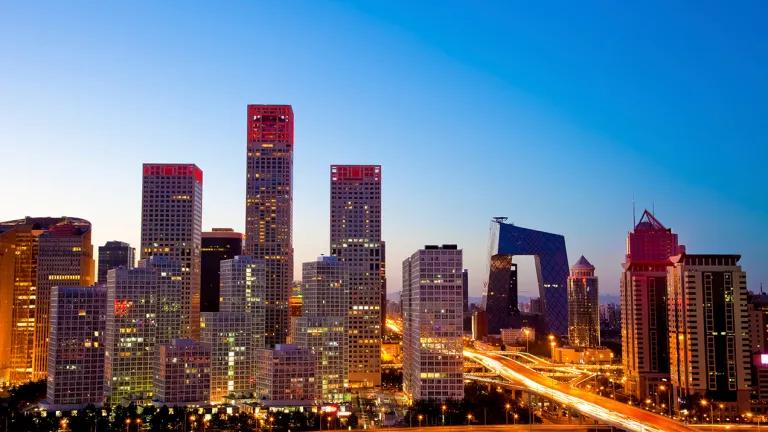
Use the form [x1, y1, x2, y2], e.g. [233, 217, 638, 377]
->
[124, 418, 131, 432]
[505, 403, 511, 424]
[441, 405, 447, 425]
[417, 414, 423, 428]
[700, 399, 714, 431]
[523, 328, 531, 352]
[466, 413, 473, 425]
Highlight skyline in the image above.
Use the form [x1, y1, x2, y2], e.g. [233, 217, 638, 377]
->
[2, 1, 766, 297]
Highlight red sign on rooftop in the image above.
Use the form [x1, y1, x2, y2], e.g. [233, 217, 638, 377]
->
[247, 104, 294, 144]
[331, 165, 381, 182]
[142, 164, 203, 184]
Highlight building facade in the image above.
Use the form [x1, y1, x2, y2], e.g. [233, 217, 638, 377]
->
[294, 256, 348, 402]
[620, 210, 683, 400]
[97, 241, 134, 285]
[201, 228, 243, 312]
[402, 245, 464, 402]
[255, 344, 317, 407]
[748, 293, 768, 354]
[154, 339, 211, 406]
[141, 163, 203, 339]
[200, 312, 254, 403]
[244, 104, 294, 347]
[667, 254, 751, 412]
[45, 286, 106, 409]
[330, 164, 384, 387]
[567, 256, 600, 347]
[104, 267, 158, 404]
[32, 219, 95, 381]
[220, 256, 266, 350]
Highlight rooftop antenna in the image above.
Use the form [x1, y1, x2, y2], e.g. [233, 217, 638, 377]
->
[762, 283, 764, 295]
[632, 193, 636, 228]
[652, 201, 656, 216]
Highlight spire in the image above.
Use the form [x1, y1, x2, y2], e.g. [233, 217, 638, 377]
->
[635, 209, 666, 231]
[572, 255, 595, 270]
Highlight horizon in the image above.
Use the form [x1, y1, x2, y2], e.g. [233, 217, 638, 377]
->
[2, 1, 766, 298]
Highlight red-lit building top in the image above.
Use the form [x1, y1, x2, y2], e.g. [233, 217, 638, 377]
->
[247, 104, 294, 144]
[330, 165, 381, 182]
[142, 164, 203, 184]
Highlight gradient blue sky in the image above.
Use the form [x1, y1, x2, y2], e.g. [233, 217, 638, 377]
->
[1, 1, 766, 299]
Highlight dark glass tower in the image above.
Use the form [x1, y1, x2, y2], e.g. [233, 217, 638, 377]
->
[97, 241, 135, 285]
[486, 218, 569, 335]
[201, 229, 243, 312]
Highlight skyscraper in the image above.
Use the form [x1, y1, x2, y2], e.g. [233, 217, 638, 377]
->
[97, 241, 135, 285]
[154, 338, 211, 406]
[142, 256, 185, 345]
[33, 220, 95, 381]
[141, 163, 203, 339]
[567, 256, 599, 347]
[245, 104, 294, 347]
[462, 269, 469, 314]
[255, 344, 317, 407]
[45, 285, 106, 409]
[330, 164, 384, 387]
[667, 254, 751, 412]
[220, 256, 266, 350]
[294, 256, 348, 402]
[201, 228, 243, 312]
[104, 266, 158, 404]
[620, 210, 683, 400]
[402, 245, 464, 402]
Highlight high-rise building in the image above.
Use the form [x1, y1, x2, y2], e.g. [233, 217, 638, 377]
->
[567, 256, 600, 347]
[294, 256, 348, 402]
[104, 266, 158, 404]
[220, 256, 266, 350]
[244, 104, 294, 347]
[45, 285, 106, 409]
[748, 293, 768, 354]
[33, 220, 95, 381]
[667, 254, 751, 412]
[97, 241, 135, 285]
[141, 163, 203, 339]
[142, 256, 185, 345]
[462, 269, 469, 314]
[330, 164, 384, 387]
[154, 338, 211, 406]
[200, 312, 254, 403]
[201, 228, 243, 312]
[620, 210, 683, 400]
[486, 219, 569, 335]
[402, 245, 464, 402]
[0, 217, 92, 385]
[255, 344, 316, 407]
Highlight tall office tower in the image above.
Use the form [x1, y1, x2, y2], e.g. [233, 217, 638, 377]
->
[486, 254, 520, 333]
[105, 267, 158, 404]
[255, 344, 316, 407]
[33, 220, 95, 381]
[620, 210, 683, 400]
[154, 339, 211, 406]
[141, 256, 184, 344]
[667, 254, 751, 412]
[294, 256, 348, 402]
[200, 312, 254, 403]
[245, 104, 294, 347]
[567, 256, 600, 347]
[402, 245, 464, 402]
[45, 286, 106, 409]
[462, 269, 469, 314]
[0, 217, 94, 385]
[97, 241, 135, 285]
[220, 256, 266, 349]
[748, 293, 768, 354]
[201, 228, 243, 312]
[141, 163, 203, 339]
[330, 164, 384, 387]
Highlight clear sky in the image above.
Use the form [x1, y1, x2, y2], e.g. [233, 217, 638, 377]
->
[1, 1, 766, 299]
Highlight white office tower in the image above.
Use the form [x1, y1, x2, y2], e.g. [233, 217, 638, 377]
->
[402, 245, 464, 402]
[154, 338, 211, 406]
[294, 256, 348, 402]
[44, 286, 106, 410]
[104, 267, 158, 404]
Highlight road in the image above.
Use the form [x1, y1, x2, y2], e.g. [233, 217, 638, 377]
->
[465, 348, 696, 432]
[357, 426, 614, 431]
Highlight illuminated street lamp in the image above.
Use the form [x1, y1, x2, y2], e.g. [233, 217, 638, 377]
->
[523, 328, 531, 352]
[441, 405, 447, 425]
[417, 414, 423, 428]
[505, 403, 511, 424]
[466, 413, 473, 425]
[700, 399, 714, 431]
[124, 418, 131, 432]
[513, 413, 519, 425]
[60, 418, 69, 432]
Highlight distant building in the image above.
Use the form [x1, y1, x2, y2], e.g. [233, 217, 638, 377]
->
[143, 256, 184, 345]
[667, 254, 751, 412]
[751, 354, 768, 405]
[748, 293, 768, 354]
[554, 346, 614, 365]
[45, 286, 106, 409]
[472, 309, 488, 341]
[245, 105, 294, 347]
[97, 241, 134, 285]
[462, 269, 469, 314]
[201, 228, 242, 312]
[255, 344, 316, 407]
[330, 164, 384, 387]
[567, 256, 600, 347]
[200, 312, 254, 403]
[500, 327, 535, 346]
[154, 339, 211, 406]
[529, 297, 543, 314]
[33, 220, 95, 381]
[141, 163, 203, 339]
[220, 256, 266, 350]
[402, 245, 464, 401]
[620, 210, 683, 400]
